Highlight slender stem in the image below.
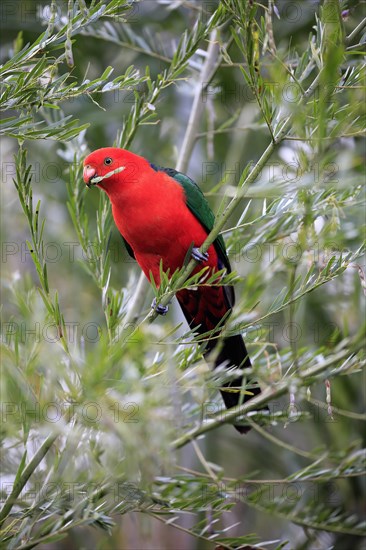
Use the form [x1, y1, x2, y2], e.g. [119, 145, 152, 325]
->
[249, 500, 365, 537]
[346, 42, 366, 51]
[83, 34, 173, 64]
[172, 339, 363, 448]
[148, 512, 233, 550]
[346, 16, 366, 44]
[0, 432, 58, 526]
[192, 439, 219, 482]
[176, 29, 220, 173]
[246, 418, 315, 459]
[308, 398, 366, 420]
[122, 271, 149, 326]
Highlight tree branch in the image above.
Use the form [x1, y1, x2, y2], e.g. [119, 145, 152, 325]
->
[176, 29, 220, 172]
[172, 337, 364, 448]
[0, 433, 59, 526]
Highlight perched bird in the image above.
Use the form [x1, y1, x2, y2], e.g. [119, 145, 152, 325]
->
[83, 147, 263, 433]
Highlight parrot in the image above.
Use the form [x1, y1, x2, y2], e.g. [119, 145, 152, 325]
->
[83, 147, 264, 433]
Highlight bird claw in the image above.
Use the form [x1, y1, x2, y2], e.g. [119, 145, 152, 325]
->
[151, 297, 169, 315]
[192, 247, 209, 263]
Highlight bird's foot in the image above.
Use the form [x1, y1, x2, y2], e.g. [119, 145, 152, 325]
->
[151, 297, 169, 315]
[192, 247, 209, 263]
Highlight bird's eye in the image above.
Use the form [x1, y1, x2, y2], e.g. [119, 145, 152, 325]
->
[104, 157, 113, 166]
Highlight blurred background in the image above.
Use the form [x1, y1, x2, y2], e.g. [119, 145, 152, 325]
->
[1, 1, 365, 548]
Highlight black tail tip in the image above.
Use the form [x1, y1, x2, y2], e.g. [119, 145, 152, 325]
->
[234, 424, 251, 434]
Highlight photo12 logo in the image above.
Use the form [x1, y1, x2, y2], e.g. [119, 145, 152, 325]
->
[1, 400, 140, 425]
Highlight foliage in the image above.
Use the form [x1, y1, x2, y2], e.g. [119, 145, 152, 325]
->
[1, 0, 365, 548]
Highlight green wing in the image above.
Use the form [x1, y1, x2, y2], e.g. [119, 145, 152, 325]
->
[121, 164, 231, 269]
[174, 174, 230, 262]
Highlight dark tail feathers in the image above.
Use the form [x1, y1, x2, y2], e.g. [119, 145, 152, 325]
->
[176, 288, 265, 433]
[213, 334, 265, 434]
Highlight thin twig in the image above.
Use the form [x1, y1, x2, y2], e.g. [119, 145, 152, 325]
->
[176, 29, 220, 172]
[0, 432, 59, 526]
[172, 337, 363, 448]
[346, 16, 366, 44]
[122, 271, 150, 326]
[246, 418, 315, 459]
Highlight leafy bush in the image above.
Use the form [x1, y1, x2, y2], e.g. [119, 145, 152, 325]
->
[1, 1, 365, 548]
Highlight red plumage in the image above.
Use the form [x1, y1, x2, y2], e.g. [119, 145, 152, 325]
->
[83, 147, 264, 433]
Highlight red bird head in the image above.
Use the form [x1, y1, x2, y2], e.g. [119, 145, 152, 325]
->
[83, 147, 150, 199]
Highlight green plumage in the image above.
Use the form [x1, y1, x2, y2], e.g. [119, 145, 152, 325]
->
[151, 164, 230, 267]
